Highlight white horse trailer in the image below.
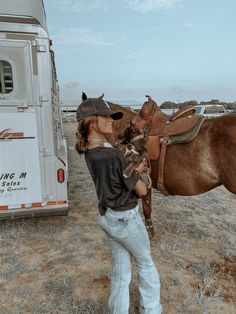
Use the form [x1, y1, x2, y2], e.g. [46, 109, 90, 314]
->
[0, 0, 68, 218]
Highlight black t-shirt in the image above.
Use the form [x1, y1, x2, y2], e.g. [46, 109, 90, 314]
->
[85, 146, 139, 211]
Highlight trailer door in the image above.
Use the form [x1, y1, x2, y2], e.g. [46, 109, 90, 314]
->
[0, 39, 42, 208]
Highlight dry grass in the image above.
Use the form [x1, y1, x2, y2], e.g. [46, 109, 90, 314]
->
[0, 118, 235, 314]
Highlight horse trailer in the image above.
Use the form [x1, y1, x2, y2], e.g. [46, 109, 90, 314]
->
[0, 0, 68, 218]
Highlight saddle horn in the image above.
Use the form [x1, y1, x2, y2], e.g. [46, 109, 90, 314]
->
[145, 95, 152, 101]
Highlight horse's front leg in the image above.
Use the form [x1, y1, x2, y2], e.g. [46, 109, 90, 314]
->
[141, 188, 154, 239]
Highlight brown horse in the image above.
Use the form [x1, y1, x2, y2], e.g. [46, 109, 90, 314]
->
[107, 97, 236, 236]
[79, 94, 236, 238]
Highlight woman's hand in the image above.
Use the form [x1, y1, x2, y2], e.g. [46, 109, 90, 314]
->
[135, 158, 148, 174]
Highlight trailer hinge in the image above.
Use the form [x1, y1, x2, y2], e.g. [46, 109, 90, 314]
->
[37, 45, 46, 52]
[17, 103, 28, 111]
[39, 147, 52, 156]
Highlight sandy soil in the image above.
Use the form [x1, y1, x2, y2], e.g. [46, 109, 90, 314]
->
[0, 118, 235, 314]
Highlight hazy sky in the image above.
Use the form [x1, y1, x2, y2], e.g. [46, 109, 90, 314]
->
[43, 0, 236, 105]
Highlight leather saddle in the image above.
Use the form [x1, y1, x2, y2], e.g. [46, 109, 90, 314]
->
[134, 99, 205, 195]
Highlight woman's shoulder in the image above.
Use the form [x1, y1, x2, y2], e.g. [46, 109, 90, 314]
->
[85, 146, 123, 160]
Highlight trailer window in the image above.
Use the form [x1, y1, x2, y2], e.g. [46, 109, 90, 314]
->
[0, 61, 14, 94]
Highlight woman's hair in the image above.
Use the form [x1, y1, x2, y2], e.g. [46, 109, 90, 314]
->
[75, 116, 98, 154]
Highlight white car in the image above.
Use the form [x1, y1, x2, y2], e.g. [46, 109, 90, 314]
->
[195, 105, 227, 118]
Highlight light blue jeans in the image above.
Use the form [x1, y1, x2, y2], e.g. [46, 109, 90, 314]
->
[98, 205, 162, 314]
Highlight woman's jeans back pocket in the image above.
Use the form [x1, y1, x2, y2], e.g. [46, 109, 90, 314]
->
[106, 214, 129, 238]
[98, 206, 139, 239]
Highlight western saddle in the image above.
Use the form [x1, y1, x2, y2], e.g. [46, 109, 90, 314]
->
[133, 97, 205, 195]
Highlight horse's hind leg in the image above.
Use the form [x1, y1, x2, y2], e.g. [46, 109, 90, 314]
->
[141, 188, 154, 239]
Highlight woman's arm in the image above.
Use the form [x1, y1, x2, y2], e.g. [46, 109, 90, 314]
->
[134, 179, 147, 196]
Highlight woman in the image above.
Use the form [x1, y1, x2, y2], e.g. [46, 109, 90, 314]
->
[76, 95, 162, 314]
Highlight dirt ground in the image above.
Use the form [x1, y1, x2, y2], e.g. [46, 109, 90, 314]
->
[0, 118, 235, 314]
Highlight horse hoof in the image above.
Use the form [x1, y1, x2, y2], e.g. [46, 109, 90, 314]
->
[145, 220, 154, 239]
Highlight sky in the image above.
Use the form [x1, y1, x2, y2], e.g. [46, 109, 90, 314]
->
[43, 0, 236, 105]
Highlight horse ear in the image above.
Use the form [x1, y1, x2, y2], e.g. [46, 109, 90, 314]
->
[82, 92, 87, 101]
[98, 93, 104, 99]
